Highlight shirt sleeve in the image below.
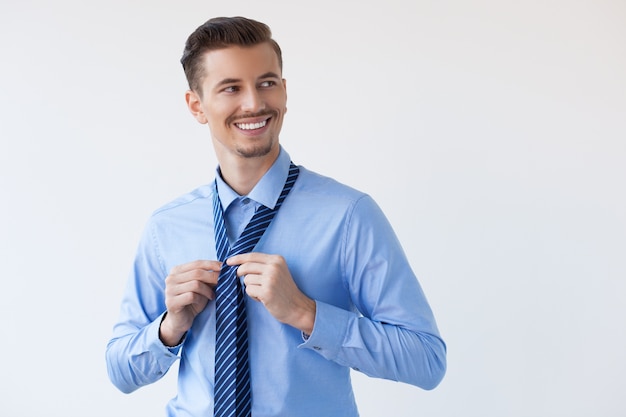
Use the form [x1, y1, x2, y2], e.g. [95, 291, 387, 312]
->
[105, 219, 181, 394]
[299, 195, 447, 390]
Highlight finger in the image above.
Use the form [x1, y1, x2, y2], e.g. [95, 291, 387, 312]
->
[165, 292, 210, 318]
[167, 290, 211, 312]
[169, 279, 216, 300]
[234, 262, 266, 277]
[182, 268, 221, 285]
[244, 283, 263, 303]
[242, 273, 264, 286]
[227, 252, 270, 266]
[165, 269, 219, 287]
[170, 260, 222, 274]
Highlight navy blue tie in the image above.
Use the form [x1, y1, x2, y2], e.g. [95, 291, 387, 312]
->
[212, 163, 299, 417]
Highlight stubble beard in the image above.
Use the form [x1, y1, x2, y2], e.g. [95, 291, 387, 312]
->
[235, 137, 276, 158]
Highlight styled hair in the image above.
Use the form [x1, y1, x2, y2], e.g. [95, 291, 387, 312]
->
[181, 16, 283, 93]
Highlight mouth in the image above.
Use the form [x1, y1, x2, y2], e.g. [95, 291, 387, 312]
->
[230, 112, 276, 134]
[235, 119, 269, 131]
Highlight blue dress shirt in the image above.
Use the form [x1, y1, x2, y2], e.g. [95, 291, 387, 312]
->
[106, 147, 446, 416]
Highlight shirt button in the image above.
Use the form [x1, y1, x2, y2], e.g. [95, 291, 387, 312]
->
[313, 346, 322, 351]
[242, 197, 250, 205]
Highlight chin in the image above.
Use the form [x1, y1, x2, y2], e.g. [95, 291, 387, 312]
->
[236, 140, 277, 159]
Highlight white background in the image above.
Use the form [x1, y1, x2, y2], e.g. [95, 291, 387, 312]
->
[1, 1, 625, 416]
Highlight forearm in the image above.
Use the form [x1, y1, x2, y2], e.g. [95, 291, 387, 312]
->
[106, 314, 180, 393]
[300, 301, 446, 390]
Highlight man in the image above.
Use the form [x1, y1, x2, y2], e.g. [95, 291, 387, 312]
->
[106, 16, 446, 417]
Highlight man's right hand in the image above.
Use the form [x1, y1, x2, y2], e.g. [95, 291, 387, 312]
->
[159, 260, 222, 346]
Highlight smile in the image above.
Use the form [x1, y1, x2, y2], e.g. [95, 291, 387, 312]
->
[235, 120, 268, 130]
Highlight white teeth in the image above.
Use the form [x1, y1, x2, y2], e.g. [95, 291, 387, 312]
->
[236, 120, 267, 130]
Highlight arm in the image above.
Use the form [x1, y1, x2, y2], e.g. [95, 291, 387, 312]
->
[300, 195, 446, 389]
[105, 222, 177, 393]
[300, 301, 446, 389]
[106, 312, 180, 394]
[105, 222, 220, 393]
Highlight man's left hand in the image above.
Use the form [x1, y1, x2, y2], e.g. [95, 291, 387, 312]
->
[227, 252, 316, 334]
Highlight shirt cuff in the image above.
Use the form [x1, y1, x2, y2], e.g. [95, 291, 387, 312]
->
[298, 300, 353, 360]
[147, 312, 183, 366]
[158, 312, 186, 352]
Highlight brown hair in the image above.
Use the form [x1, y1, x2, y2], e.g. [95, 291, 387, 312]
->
[181, 16, 283, 93]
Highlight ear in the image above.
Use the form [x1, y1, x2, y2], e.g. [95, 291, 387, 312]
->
[282, 78, 288, 114]
[185, 90, 208, 124]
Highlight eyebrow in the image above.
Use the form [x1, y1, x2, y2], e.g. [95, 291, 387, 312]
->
[214, 72, 282, 89]
[215, 78, 241, 89]
[258, 72, 281, 80]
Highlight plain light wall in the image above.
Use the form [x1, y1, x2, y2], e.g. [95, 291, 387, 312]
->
[1, 1, 625, 416]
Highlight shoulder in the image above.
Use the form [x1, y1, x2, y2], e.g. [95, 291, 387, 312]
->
[289, 165, 385, 225]
[294, 165, 368, 205]
[149, 183, 215, 223]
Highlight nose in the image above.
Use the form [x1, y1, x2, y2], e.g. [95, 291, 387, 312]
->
[240, 87, 265, 113]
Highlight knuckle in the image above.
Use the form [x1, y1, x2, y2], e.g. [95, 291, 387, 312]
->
[190, 269, 204, 280]
[181, 292, 195, 304]
[268, 264, 281, 276]
[190, 280, 203, 292]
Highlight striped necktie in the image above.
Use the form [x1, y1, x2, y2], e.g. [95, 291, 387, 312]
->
[212, 163, 299, 417]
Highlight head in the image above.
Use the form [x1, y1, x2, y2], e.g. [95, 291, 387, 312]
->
[182, 17, 288, 166]
[181, 16, 283, 95]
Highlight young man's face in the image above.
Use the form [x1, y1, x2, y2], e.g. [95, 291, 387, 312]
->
[186, 42, 287, 163]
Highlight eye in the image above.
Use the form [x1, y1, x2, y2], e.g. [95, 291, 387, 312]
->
[259, 80, 276, 88]
[222, 85, 239, 93]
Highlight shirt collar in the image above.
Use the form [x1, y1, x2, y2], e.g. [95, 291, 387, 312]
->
[215, 146, 291, 211]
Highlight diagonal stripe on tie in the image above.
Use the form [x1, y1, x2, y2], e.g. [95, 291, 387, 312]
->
[213, 163, 299, 417]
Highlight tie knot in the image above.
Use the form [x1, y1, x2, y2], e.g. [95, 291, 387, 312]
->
[216, 265, 241, 310]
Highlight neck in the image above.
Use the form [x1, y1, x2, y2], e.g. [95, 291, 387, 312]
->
[217, 147, 280, 196]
